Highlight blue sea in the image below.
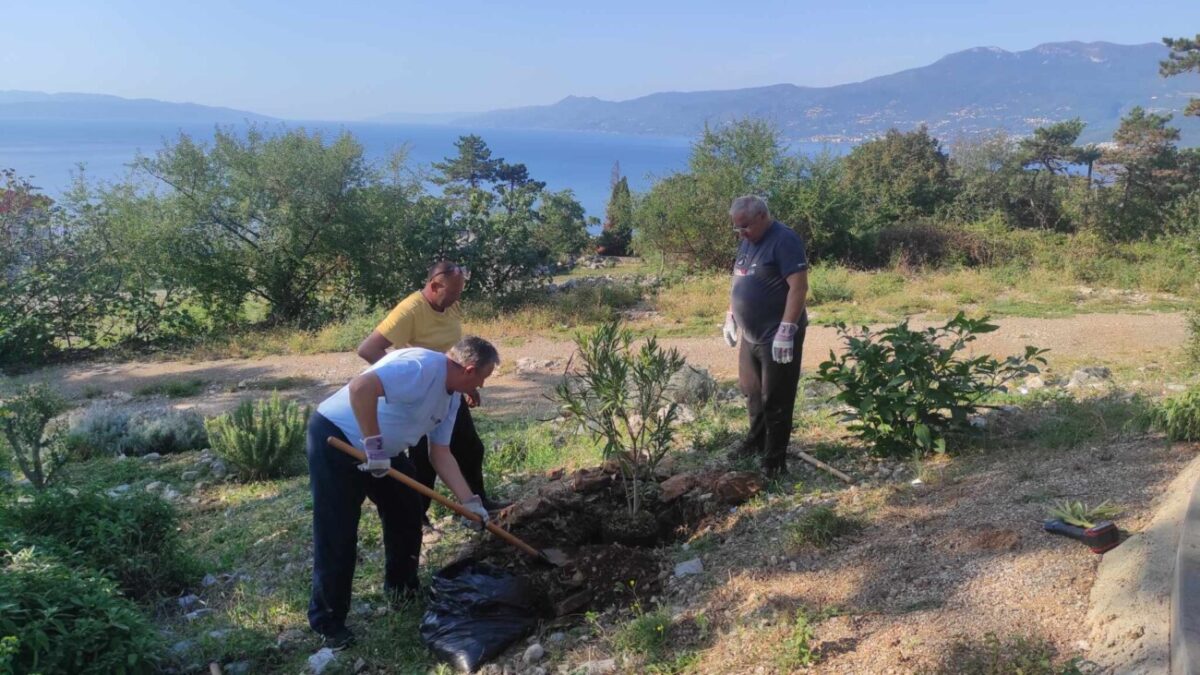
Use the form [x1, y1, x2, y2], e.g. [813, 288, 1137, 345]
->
[0, 119, 842, 219]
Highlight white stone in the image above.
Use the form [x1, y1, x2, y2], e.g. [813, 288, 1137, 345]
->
[523, 643, 545, 664]
[674, 558, 703, 577]
[142, 452, 163, 462]
[145, 481, 164, 493]
[578, 659, 616, 674]
[308, 648, 337, 674]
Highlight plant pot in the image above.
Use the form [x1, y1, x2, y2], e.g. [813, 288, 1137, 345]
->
[1042, 518, 1120, 553]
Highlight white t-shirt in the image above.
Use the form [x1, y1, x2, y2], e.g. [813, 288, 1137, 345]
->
[317, 348, 461, 457]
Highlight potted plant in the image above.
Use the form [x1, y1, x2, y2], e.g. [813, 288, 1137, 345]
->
[1043, 500, 1121, 553]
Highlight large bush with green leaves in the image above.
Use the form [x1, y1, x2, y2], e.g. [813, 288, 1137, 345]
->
[816, 313, 1046, 457]
[0, 548, 162, 675]
[206, 394, 309, 480]
[0, 384, 71, 489]
[6, 489, 196, 599]
[554, 320, 685, 515]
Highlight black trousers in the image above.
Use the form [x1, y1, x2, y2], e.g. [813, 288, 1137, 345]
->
[306, 412, 423, 636]
[409, 403, 487, 513]
[738, 326, 805, 466]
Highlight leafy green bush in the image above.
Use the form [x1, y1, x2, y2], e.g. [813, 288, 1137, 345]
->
[555, 320, 685, 515]
[816, 313, 1046, 457]
[615, 607, 671, 658]
[206, 393, 309, 480]
[808, 265, 855, 305]
[776, 608, 819, 669]
[1143, 384, 1200, 442]
[0, 548, 162, 674]
[7, 489, 196, 599]
[0, 384, 71, 488]
[786, 506, 863, 549]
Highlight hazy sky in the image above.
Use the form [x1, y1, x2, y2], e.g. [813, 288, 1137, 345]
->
[4, 0, 1199, 120]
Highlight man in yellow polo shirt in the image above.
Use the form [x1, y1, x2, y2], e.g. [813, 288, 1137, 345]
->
[357, 261, 507, 515]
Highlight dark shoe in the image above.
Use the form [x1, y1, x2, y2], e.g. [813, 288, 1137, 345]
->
[319, 625, 355, 651]
[762, 459, 788, 479]
[480, 496, 511, 514]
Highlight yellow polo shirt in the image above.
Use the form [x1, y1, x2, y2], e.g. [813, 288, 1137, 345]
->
[375, 291, 463, 352]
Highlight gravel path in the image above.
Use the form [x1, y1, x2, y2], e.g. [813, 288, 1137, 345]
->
[19, 312, 1189, 421]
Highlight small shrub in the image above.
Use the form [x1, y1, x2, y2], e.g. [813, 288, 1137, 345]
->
[66, 403, 134, 459]
[776, 608, 819, 669]
[0, 384, 71, 489]
[134, 378, 205, 399]
[938, 633, 1084, 675]
[7, 488, 196, 599]
[206, 393, 309, 480]
[0, 548, 162, 674]
[1047, 500, 1121, 528]
[786, 506, 863, 549]
[816, 313, 1046, 457]
[554, 320, 686, 515]
[1143, 384, 1200, 442]
[129, 408, 208, 454]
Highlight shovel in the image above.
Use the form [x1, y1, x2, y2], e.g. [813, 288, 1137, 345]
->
[327, 436, 567, 567]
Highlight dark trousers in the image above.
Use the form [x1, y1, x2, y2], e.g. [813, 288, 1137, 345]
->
[306, 412, 423, 636]
[738, 327, 805, 467]
[409, 404, 487, 513]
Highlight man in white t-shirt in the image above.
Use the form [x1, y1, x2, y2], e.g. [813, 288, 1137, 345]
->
[305, 336, 499, 650]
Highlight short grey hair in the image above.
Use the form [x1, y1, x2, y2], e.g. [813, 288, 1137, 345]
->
[449, 336, 500, 369]
[729, 195, 770, 219]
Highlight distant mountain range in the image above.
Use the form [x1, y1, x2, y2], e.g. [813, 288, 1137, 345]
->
[447, 42, 1200, 144]
[0, 91, 273, 123]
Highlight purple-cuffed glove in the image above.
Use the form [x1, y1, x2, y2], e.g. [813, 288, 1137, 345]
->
[772, 322, 798, 364]
[460, 495, 489, 532]
[358, 435, 390, 477]
[722, 312, 738, 347]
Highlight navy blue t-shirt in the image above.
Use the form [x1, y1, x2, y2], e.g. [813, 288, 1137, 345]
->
[730, 221, 808, 345]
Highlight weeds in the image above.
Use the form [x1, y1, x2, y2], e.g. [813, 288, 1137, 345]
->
[1140, 384, 1200, 442]
[786, 506, 864, 550]
[776, 608, 819, 670]
[0, 384, 70, 489]
[937, 633, 1084, 675]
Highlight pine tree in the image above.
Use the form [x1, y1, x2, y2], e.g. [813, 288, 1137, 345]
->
[598, 177, 633, 256]
[1161, 34, 1200, 117]
[432, 135, 501, 190]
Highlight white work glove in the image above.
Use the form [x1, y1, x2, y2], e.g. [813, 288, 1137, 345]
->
[460, 495, 490, 532]
[722, 312, 738, 348]
[772, 322, 799, 364]
[357, 435, 390, 478]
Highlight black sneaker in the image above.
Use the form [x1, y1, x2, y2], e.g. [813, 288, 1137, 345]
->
[319, 625, 355, 651]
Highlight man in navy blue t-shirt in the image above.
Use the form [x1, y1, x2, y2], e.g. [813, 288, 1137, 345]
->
[723, 195, 809, 476]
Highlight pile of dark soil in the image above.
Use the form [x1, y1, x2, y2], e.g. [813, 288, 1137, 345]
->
[461, 463, 765, 617]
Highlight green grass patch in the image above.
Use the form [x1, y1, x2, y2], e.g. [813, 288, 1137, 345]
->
[785, 506, 864, 550]
[134, 378, 205, 398]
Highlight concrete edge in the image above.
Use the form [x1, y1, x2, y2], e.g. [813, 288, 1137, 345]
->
[1173, 466, 1200, 675]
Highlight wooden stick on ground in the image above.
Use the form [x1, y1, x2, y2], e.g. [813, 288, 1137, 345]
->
[797, 451, 854, 484]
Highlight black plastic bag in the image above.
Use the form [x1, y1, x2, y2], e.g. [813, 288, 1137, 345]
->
[420, 558, 538, 672]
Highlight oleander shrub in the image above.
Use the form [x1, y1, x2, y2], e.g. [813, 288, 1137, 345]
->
[7, 488, 196, 599]
[206, 393, 309, 480]
[0, 547, 162, 674]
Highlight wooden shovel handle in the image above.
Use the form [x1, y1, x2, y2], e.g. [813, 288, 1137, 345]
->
[325, 435, 542, 559]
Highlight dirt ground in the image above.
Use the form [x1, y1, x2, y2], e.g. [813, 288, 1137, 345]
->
[20, 312, 1190, 422]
